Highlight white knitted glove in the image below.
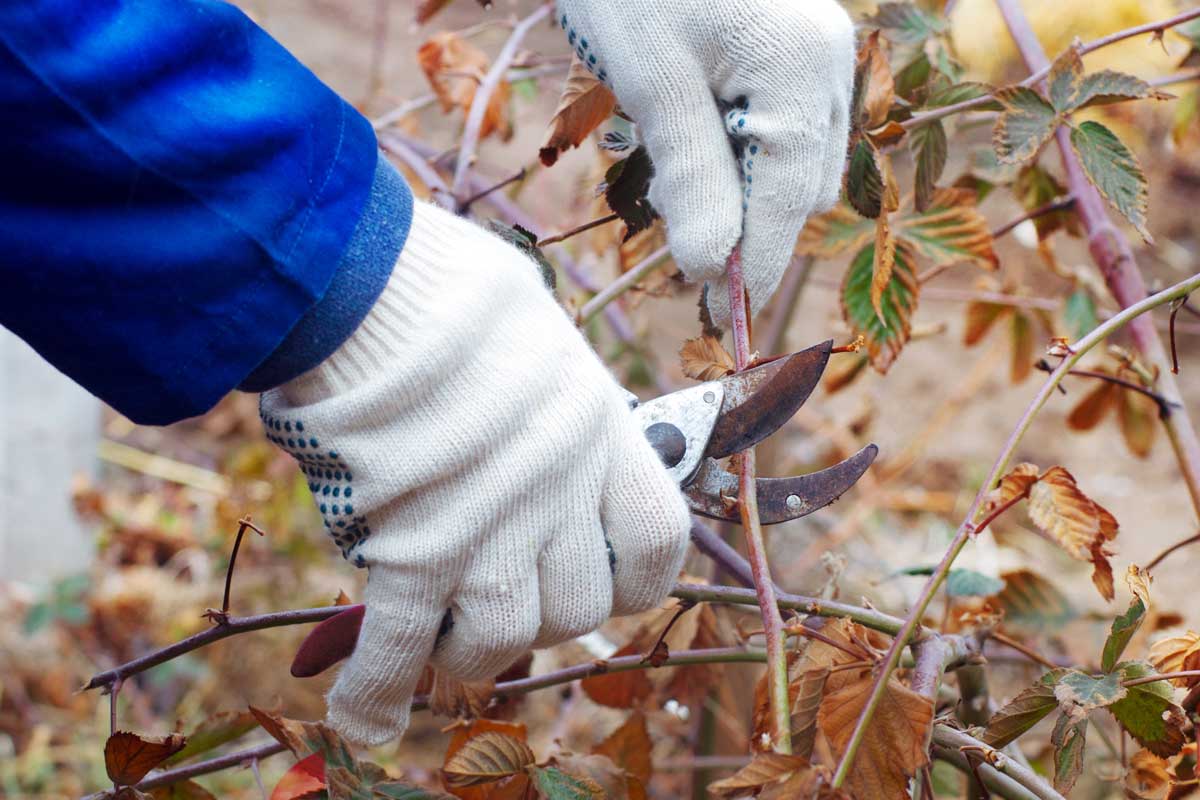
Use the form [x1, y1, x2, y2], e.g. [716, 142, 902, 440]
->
[555, 0, 855, 324]
[259, 200, 690, 745]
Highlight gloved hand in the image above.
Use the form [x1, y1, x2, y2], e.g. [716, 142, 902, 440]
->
[259, 200, 691, 745]
[555, 0, 856, 324]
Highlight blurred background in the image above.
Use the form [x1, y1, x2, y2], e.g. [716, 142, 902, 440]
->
[3, 0, 1198, 797]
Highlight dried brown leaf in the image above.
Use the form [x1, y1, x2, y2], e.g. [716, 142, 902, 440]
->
[983, 463, 1039, 515]
[431, 671, 495, 720]
[250, 706, 308, 757]
[444, 720, 530, 800]
[581, 642, 653, 709]
[819, 673, 933, 800]
[707, 753, 812, 800]
[680, 336, 735, 382]
[105, 732, 187, 787]
[1028, 466, 1120, 601]
[854, 31, 895, 131]
[963, 301, 1009, 347]
[1119, 373, 1160, 459]
[1149, 631, 1200, 688]
[1067, 377, 1119, 431]
[443, 732, 536, 789]
[593, 712, 651, 784]
[871, 214, 897, 325]
[539, 58, 617, 167]
[1127, 749, 1172, 800]
[417, 33, 511, 141]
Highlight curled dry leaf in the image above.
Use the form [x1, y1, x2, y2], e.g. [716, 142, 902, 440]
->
[443, 731, 536, 789]
[431, 670, 495, 720]
[983, 463, 1039, 515]
[249, 706, 309, 757]
[1126, 749, 1172, 800]
[539, 57, 617, 167]
[104, 731, 187, 787]
[443, 719, 531, 800]
[680, 336, 735, 382]
[1149, 630, 1200, 688]
[417, 33, 511, 141]
[593, 711, 652, 785]
[1027, 466, 1119, 601]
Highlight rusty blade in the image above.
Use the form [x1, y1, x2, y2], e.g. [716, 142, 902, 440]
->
[704, 340, 833, 460]
[685, 444, 878, 525]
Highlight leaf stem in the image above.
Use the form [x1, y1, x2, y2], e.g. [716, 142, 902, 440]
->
[536, 212, 620, 247]
[1121, 670, 1200, 689]
[830, 271, 1200, 790]
[1146, 528, 1200, 571]
[725, 247, 791, 755]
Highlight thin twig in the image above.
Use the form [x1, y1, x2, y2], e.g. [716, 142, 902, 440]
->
[830, 272, 1200, 791]
[577, 245, 672, 324]
[990, 631, 1061, 671]
[536, 213, 620, 247]
[901, 7, 1200, 133]
[726, 247, 791, 755]
[450, 4, 552, 200]
[1035, 364, 1177, 419]
[995, 0, 1200, 521]
[457, 168, 527, 213]
[1122, 670, 1200, 689]
[1170, 297, 1187, 374]
[642, 601, 696, 663]
[934, 726, 1065, 800]
[1146, 529, 1200, 571]
[991, 196, 1077, 241]
[208, 517, 264, 624]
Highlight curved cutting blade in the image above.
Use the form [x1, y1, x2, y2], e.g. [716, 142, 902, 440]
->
[704, 339, 833, 460]
[685, 444, 878, 525]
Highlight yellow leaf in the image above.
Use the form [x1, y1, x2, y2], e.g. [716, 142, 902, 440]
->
[539, 58, 617, 167]
[1148, 631, 1200, 688]
[983, 463, 1040, 514]
[417, 33, 511, 141]
[680, 336, 735, 382]
[1027, 466, 1119, 601]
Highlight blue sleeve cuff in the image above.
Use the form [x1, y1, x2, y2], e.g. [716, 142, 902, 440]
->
[239, 156, 413, 393]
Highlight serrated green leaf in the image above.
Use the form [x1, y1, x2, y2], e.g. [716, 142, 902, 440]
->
[911, 120, 947, 212]
[1014, 165, 1076, 240]
[925, 81, 1003, 111]
[847, 139, 886, 219]
[1102, 597, 1147, 673]
[866, 2, 946, 45]
[993, 87, 1057, 164]
[898, 188, 998, 270]
[165, 710, 258, 765]
[1109, 662, 1187, 757]
[842, 240, 919, 373]
[486, 220, 556, 291]
[995, 569, 1076, 632]
[1064, 290, 1098, 340]
[982, 670, 1066, 748]
[1047, 49, 1084, 113]
[893, 51, 933, 101]
[1055, 669, 1126, 715]
[946, 569, 1006, 598]
[795, 204, 874, 258]
[1070, 121, 1151, 241]
[1050, 713, 1088, 794]
[528, 766, 605, 799]
[1074, 71, 1170, 110]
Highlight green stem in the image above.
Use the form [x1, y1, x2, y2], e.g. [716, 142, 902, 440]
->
[830, 272, 1200, 790]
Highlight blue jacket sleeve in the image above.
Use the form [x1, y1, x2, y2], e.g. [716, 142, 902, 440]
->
[0, 0, 412, 425]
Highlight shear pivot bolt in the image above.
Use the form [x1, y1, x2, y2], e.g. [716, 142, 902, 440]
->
[703, 391, 716, 404]
[786, 494, 804, 511]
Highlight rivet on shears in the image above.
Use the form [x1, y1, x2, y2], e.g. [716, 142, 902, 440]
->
[703, 391, 716, 404]
[786, 494, 804, 511]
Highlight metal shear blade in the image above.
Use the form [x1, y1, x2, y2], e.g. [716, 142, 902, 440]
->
[632, 339, 877, 525]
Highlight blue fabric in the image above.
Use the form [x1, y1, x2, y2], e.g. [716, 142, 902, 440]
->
[241, 158, 412, 392]
[0, 0, 411, 425]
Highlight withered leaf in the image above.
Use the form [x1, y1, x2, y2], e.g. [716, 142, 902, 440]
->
[105, 732, 187, 787]
[842, 239, 919, 373]
[795, 203, 874, 259]
[818, 673, 933, 800]
[853, 31, 895, 132]
[1050, 712, 1088, 794]
[1119, 372, 1160, 458]
[444, 720, 530, 800]
[593, 711, 652, 785]
[679, 336, 735, 382]
[897, 188, 998, 271]
[982, 670, 1066, 748]
[581, 642, 653, 709]
[1126, 749, 1172, 800]
[1067, 376, 1119, 431]
[963, 300, 1009, 347]
[983, 463, 1039, 516]
[707, 753, 812, 800]
[417, 33, 511, 141]
[1027, 466, 1119, 601]
[1102, 564, 1152, 673]
[539, 58, 617, 167]
[1149, 630, 1200, 688]
[1109, 662, 1188, 758]
[992, 87, 1057, 164]
[431, 670, 495, 721]
[871, 213, 898, 325]
[250, 706, 309, 757]
[443, 732, 536, 789]
[1010, 312, 1036, 384]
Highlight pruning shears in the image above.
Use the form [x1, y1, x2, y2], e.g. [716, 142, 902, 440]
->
[289, 340, 876, 679]
[632, 339, 877, 524]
